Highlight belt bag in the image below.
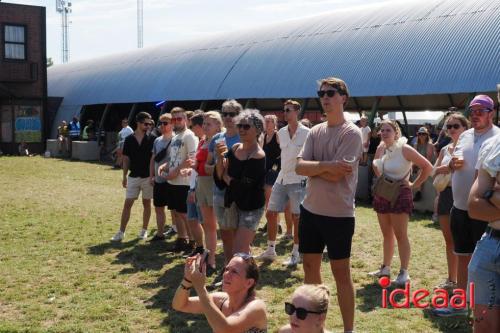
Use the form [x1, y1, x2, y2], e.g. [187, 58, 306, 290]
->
[373, 176, 403, 207]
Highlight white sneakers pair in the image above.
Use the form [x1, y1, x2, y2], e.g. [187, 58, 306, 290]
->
[368, 265, 410, 287]
[110, 229, 148, 242]
[256, 247, 301, 267]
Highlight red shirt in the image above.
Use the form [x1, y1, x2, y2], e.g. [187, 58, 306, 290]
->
[196, 140, 209, 176]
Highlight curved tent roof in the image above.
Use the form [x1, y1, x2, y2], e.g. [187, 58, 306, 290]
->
[48, 0, 500, 125]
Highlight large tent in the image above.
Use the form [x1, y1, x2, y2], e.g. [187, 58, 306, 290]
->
[48, 0, 500, 136]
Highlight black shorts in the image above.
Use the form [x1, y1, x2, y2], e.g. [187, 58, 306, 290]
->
[168, 184, 189, 213]
[298, 205, 355, 260]
[437, 187, 453, 215]
[450, 206, 488, 255]
[153, 182, 171, 208]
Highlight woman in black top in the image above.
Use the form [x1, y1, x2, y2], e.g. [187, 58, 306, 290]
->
[215, 109, 266, 254]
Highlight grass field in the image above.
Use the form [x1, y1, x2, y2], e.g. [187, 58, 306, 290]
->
[0, 157, 473, 332]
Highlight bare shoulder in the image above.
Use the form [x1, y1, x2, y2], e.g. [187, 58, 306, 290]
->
[278, 324, 292, 333]
[253, 148, 266, 159]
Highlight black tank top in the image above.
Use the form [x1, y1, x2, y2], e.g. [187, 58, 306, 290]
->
[263, 132, 280, 172]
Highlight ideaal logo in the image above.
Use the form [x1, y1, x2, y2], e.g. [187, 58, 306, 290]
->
[378, 277, 474, 309]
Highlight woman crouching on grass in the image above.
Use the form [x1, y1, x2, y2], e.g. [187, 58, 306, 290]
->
[279, 284, 331, 333]
[172, 253, 268, 333]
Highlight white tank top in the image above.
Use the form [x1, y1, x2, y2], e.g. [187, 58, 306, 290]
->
[374, 141, 412, 181]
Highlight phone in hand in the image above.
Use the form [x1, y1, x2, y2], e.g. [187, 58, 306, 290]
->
[199, 250, 210, 272]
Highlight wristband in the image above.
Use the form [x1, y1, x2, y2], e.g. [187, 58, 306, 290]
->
[183, 277, 192, 284]
[180, 283, 191, 290]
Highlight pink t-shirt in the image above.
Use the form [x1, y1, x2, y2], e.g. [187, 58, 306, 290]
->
[298, 120, 363, 218]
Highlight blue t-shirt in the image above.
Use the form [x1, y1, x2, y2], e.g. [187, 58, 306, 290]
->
[209, 132, 240, 200]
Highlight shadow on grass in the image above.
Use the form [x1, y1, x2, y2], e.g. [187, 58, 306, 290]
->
[87, 239, 140, 255]
[422, 308, 472, 333]
[356, 281, 384, 312]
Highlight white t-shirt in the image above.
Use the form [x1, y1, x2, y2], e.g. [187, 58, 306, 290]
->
[118, 126, 133, 145]
[167, 128, 199, 186]
[275, 123, 310, 185]
[451, 126, 500, 210]
[361, 126, 371, 152]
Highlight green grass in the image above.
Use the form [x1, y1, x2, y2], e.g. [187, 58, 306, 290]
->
[0, 156, 472, 332]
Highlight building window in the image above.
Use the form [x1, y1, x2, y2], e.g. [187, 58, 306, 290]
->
[4, 25, 26, 60]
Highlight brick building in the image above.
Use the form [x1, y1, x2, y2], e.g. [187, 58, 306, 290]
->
[0, 2, 47, 154]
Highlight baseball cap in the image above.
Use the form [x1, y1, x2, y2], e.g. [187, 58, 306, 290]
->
[417, 127, 429, 134]
[469, 95, 494, 110]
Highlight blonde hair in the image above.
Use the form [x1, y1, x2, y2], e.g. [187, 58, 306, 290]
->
[204, 111, 223, 129]
[379, 119, 401, 140]
[159, 113, 172, 122]
[264, 114, 278, 129]
[445, 112, 470, 130]
[294, 284, 330, 313]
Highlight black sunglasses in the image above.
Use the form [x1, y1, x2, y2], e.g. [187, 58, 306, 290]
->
[446, 124, 461, 130]
[222, 112, 238, 118]
[317, 90, 338, 98]
[284, 302, 325, 320]
[141, 122, 153, 127]
[237, 124, 252, 130]
[284, 108, 296, 113]
[160, 122, 170, 126]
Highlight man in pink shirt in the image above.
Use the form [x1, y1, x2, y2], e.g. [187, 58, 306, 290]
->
[296, 77, 362, 333]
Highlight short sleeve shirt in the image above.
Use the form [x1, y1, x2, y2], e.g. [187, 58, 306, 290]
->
[167, 129, 199, 186]
[276, 124, 310, 185]
[122, 134, 154, 178]
[298, 121, 363, 218]
[452, 126, 500, 210]
[152, 135, 172, 183]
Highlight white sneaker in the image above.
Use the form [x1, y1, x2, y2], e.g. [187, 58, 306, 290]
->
[256, 247, 277, 261]
[392, 269, 410, 287]
[110, 230, 124, 242]
[368, 265, 391, 278]
[283, 253, 301, 267]
[138, 229, 148, 240]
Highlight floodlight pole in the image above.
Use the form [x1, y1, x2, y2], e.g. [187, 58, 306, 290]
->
[137, 0, 143, 48]
[56, 0, 72, 63]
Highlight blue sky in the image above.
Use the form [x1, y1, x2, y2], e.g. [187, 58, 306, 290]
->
[4, 0, 390, 64]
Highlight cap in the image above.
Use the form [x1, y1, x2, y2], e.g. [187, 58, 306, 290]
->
[469, 95, 494, 110]
[417, 127, 429, 134]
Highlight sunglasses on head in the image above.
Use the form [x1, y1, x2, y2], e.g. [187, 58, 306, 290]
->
[446, 124, 461, 130]
[284, 302, 325, 320]
[222, 112, 238, 118]
[233, 252, 253, 260]
[237, 123, 252, 130]
[317, 89, 338, 98]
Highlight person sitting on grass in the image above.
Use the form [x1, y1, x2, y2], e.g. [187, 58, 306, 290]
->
[172, 253, 268, 333]
[279, 284, 331, 333]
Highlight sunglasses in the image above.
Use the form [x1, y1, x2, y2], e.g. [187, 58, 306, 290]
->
[317, 89, 338, 98]
[222, 112, 238, 118]
[417, 133, 428, 136]
[233, 252, 253, 260]
[160, 122, 170, 126]
[171, 117, 184, 122]
[284, 108, 296, 113]
[446, 124, 461, 130]
[237, 124, 252, 130]
[470, 109, 492, 115]
[141, 122, 153, 127]
[284, 302, 325, 320]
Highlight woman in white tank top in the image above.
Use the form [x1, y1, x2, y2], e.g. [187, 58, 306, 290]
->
[368, 120, 433, 287]
[431, 113, 469, 290]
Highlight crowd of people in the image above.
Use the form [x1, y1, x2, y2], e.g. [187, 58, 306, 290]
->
[56, 116, 98, 156]
[107, 76, 499, 333]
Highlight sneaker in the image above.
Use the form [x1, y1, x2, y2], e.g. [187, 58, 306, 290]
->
[392, 269, 410, 287]
[164, 227, 177, 238]
[166, 238, 188, 253]
[138, 229, 148, 240]
[149, 234, 166, 242]
[183, 245, 204, 258]
[257, 223, 268, 233]
[280, 233, 293, 241]
[256, 247, 277, 261]
[368, 265, 391, 278]
[110, 231, 124, 242]
[434, 278, 457, 290]
[431, 306, 468, 317]
[283, 253, 301, 267]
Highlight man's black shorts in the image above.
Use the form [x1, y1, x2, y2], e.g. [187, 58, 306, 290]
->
[298, 205, 355, 260]
[450, 206, 488, 255]
[153, 182, 171, 208]
[168, 184, 190, 213]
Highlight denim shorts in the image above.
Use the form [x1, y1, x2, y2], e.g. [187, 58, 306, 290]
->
[214, 200, 238, 230]
[187, 200, 203, 223]
[237, 205, 265, 231]
[468, 230, 500, 306]
[267, 182, 306, 215]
